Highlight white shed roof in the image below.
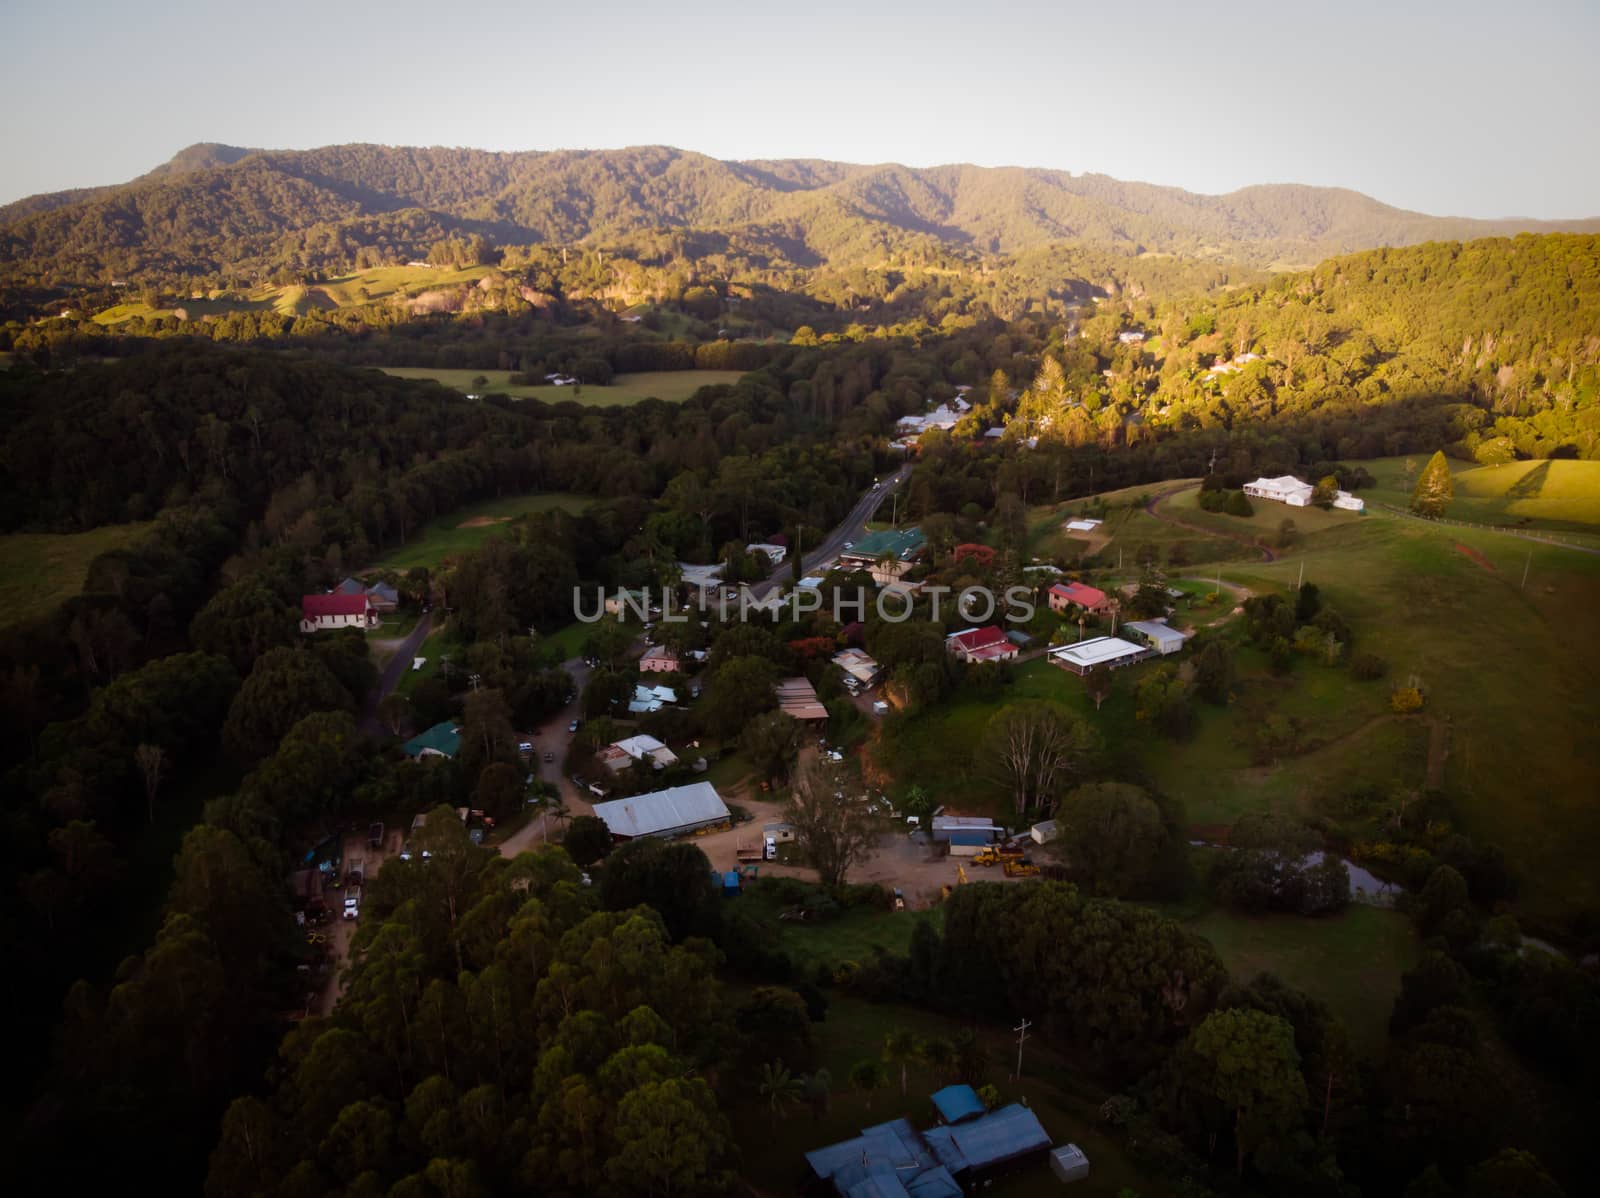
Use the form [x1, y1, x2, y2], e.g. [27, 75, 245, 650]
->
[591, 782, 729, 839]
[1123, 620, 1185, 649]
[1049, 636, 1147, 668]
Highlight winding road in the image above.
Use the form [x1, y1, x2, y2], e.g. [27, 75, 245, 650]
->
[751, 463, 913, 599]
[360, 611, 434, 735]
[1143, 484, 1277, 562]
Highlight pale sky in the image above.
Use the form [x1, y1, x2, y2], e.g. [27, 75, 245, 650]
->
[2, 0, 1597, 218]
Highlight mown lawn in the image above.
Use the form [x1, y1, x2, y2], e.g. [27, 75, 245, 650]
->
[730, 995, 1153, 1197]
[377, 366, 746, 406]
[374, 492, 591, 571]
[738, 885, 943, 972]
[0, 522, 153, 630]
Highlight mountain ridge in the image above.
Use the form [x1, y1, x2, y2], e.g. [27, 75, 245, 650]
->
[3, 142, 1596, 285]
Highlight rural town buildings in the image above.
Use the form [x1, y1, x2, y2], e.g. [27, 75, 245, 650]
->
[1243, 475, 1365, 512]
[838, 527, 927, 585]
[1122, 620, 1186, 655]
[1048, 636, 1151, 675]
[1047, 581, 1110, 616]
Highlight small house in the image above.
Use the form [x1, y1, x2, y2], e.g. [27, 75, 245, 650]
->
[945, 626, 1019, 664]
[1122, 620, 1185, 655]
[639, 645, 681, 674]
[403, 721, 461, 760]
[1048, 581, 1109, 616]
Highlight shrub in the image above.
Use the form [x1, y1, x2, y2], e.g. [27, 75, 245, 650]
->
[1350, 652, 1388, 680]
[1224, 490, 1255, 517]
[1391, 686, 1425, 714]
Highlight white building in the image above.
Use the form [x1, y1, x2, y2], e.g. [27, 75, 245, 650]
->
[1244, 475, 1365, 512]
[591, 782, 729, 839]
[598, 733, 680, 772]
[1122, 620, 1186, 655]
[747, 542, 788, 565]
[1047, 636, 1152, 676]
[628, 684, 679, 714]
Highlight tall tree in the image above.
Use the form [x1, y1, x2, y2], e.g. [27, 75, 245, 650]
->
[1410, 451, 1455, 519]
[980, 700, 1100, 819]
[1181, 1008, 1308, 1178]
[783, 758, 879, 889]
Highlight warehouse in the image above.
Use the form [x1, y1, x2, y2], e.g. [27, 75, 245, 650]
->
[591, 781, 730, 841]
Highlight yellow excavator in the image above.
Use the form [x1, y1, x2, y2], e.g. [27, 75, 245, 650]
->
[940, 865, 970, 900]
[972, 845, 1024, 868]
[1003, 857, 1041, 878]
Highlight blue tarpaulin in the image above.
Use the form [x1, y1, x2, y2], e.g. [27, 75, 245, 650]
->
[929, 1084, 986, 1125]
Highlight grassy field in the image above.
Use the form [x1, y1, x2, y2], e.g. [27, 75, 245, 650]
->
[93, 264, 502, 324]
[374, 492, 592, 571]
[738, 885, 944, 972]
[378, 366, 746, 406]
[1351, 456, 1600, 544]
[1163, 482, 1364, 539]
[1180, 901, 1419, 1054]
[0, 523, 154, 630]
[885, 473, 1600, 922]
[730, 995, 1152, 1197]
[1025, 486, 1258, 567]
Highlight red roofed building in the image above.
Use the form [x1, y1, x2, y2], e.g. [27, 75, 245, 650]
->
[1049, 581, 1110, 615]
[301, 593, 373, 634]
[945, 625, 1019, 663]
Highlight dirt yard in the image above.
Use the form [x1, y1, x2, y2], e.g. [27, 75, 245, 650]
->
[311, 824, 403, 1016]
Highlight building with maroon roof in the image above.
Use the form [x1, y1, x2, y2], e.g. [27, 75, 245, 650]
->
[1048, 581, 1110, 615]
[301, 592, 373, 634]
[945, 625, 1020, 664]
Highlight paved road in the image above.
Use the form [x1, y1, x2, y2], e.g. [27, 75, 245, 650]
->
[499, 656, 595, 857]
[361, 611, 434, 735]
[750, 463, 913, 600]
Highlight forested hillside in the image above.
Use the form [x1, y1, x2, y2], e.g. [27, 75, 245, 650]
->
[4, 142, 1597, 288]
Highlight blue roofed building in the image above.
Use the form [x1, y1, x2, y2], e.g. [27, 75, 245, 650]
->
[402, 721, 460, 760]
[805, 1100, 1050, 1195]
[922, 1103, 1051, 1179]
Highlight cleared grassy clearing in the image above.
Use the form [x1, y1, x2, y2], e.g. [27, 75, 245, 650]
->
[1179, 901, 1419, 1055]
[374, 493, 591, 571]
[377, 366, 746, 406]
[0, 522, 154, 630]
[1351, 456, 1600, 544]
[1163, 482, 1363, 538]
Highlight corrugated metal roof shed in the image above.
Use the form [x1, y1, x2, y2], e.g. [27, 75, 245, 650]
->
[922, 1104, 1050, 1176]
[930, 1084, 986, 1124]
[591, 782, 729, 839]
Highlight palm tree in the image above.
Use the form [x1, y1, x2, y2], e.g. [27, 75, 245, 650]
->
[804, 1067, 833, 1121]
[883, 1028, 922, 1096]
[921, 1036, 955, 1086]
[848, 1059, 888, 1110]
[758, 1061, 804, 1127]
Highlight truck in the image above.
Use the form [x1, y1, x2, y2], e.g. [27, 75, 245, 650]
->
[1003, 858, 1041, 878]
[972, 845, 1024, 868]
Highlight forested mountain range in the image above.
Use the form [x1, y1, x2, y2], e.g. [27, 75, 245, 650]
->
[4, 142, 1597, 286]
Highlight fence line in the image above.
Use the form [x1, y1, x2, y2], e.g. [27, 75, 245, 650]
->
[1370, 501, 1600, 556]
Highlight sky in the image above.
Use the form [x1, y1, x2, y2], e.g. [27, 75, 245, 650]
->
[3, 0, 1597, 218]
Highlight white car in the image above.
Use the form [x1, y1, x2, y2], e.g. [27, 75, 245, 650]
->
[343, 888, 361, 920]
[764, 838, 777, 860]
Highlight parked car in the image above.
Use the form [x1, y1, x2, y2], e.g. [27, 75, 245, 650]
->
[543, 751, 555, 763]
[568, 719, 580, 733]
[764, 837, 777, 860]
[518, 741, 534, 755]
[343, 887, 361, 920]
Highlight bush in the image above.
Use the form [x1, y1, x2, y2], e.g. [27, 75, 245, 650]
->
[1391, 685, 1425, 714]
[1224, 490, 1255, 517]
[1350, 652, 1388, 680]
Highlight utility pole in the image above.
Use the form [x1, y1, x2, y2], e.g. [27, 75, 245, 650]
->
[1013, 1017, 1032, 1080]
[1521, 551, 1531, 590]
[1297, 559, 1304, 590]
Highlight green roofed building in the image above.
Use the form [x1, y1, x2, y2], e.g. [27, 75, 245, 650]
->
[839, 527, 926, 584]
[403, 721, 460, 760]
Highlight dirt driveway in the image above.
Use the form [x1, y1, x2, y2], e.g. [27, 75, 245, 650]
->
[311, 824, 403, 1016]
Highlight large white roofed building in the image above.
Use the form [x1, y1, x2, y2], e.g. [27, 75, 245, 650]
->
[591, 781, 730, 839]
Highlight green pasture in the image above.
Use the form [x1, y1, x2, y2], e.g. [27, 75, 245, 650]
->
[1352, 456, 1600, 544]
[374, 493, 591, 571]
[0, 523, 154, 630]
[378, 366, 746, 406]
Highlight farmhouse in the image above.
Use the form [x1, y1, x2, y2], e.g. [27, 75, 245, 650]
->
[775, 676, 829, 722]
[1122, 619, 1185, 655]
[945, 625, 1020, 663]
[598, 733, 679, 772]
[591, 781, 730, 841]
[1048, 636, 1152, 675]
[1048, 581, 1110, 615]
[402, 721, 460, 760]
[838, 527, 927, 585]
[639, 645, 680, 674]
[1118, 330, 1146, 343]
[301, 593, 373, 634]
[1243, 475, 1365, 511]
